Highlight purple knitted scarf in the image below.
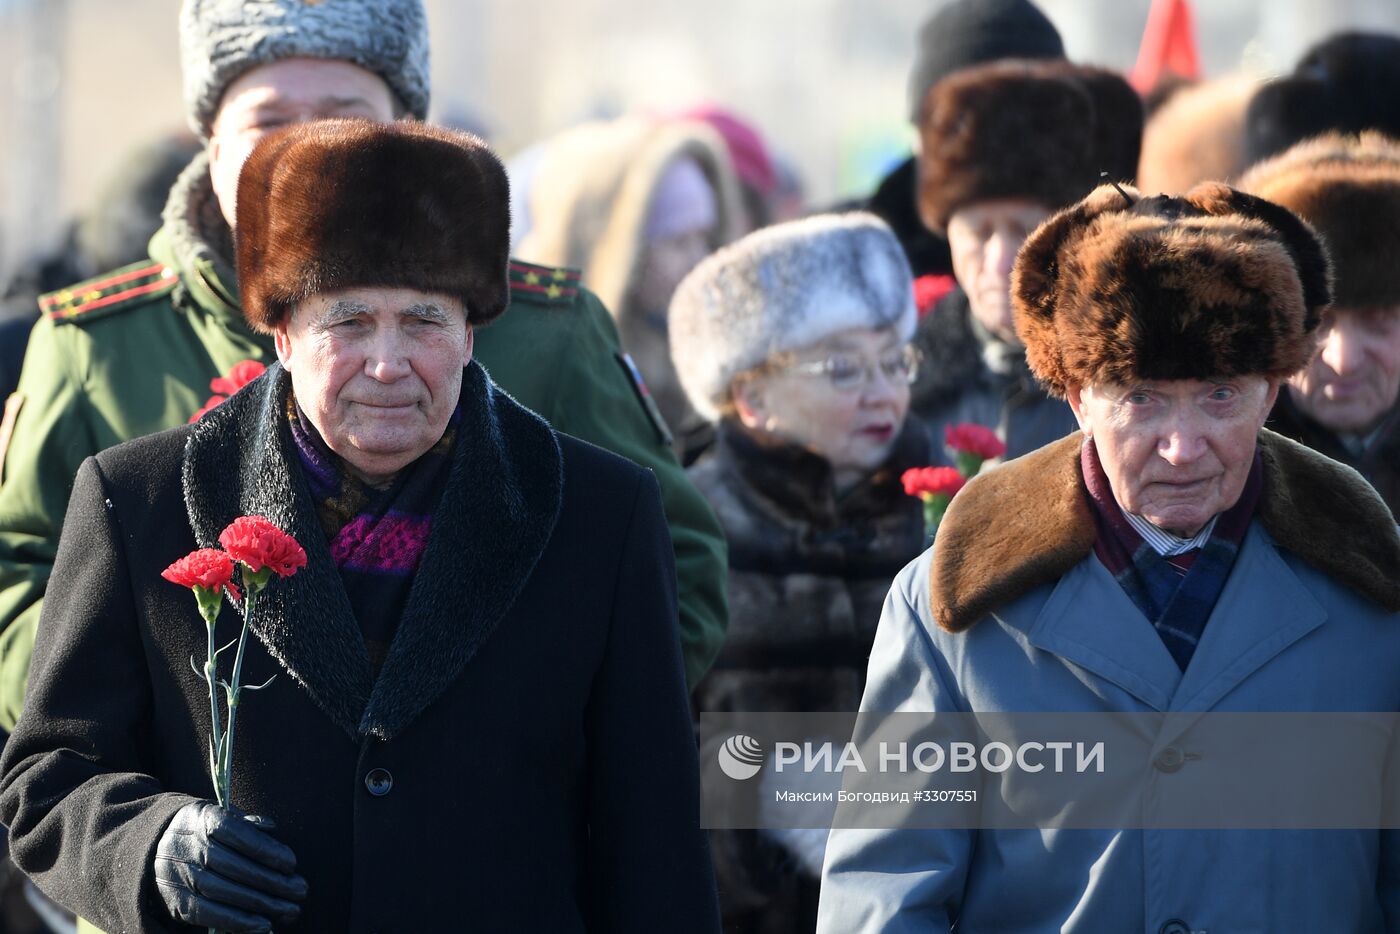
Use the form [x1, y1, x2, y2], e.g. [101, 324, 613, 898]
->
[289, 398, 459, 674]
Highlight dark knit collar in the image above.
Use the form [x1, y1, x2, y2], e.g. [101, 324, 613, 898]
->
[1268, 388, 1400, 466]
[182, 360, 563, 740]
[910, 288, 1039, 406]
[160, 152, 238, 301]
[714, 417, 929, 528]
[929, 430, 1400, 632]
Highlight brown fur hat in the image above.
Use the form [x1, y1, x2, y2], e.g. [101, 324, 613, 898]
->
[917, 60, 1142, 234]
[1239, 132, 1400, 310]
[1012, 182, 1332, 398]
[235, 118, 510, 332]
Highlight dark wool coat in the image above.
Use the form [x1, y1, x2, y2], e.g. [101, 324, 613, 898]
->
[0, 361, 720, 934]
[909, 288, 1078, 465]
[688, 420, 926, 933]
[1267, 390, 1400, 517]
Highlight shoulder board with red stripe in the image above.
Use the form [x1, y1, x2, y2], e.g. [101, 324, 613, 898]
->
[508, 259, 582, 305]
[39, 260, 177, 325]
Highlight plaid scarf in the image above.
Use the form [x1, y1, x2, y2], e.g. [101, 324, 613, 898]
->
[1082, 439, 1262, 670]
[289, 398, 459, 675]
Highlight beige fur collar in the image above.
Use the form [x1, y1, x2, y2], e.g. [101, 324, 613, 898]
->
[930, 430, 1400, 632]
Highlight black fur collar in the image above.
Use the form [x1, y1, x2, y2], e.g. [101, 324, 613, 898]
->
[182, 361, 563, 740]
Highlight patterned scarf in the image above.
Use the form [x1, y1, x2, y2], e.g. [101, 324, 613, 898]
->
[1082, 439, 1262, 670]
[289, 398, 459, 675]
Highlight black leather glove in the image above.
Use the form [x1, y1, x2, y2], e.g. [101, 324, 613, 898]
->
[154, 800, 308, 933]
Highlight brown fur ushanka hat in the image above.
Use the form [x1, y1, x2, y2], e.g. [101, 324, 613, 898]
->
[917, 60, 1143, 234]
[1238, 132, 1400, 311]
[235, 118, 510, 332]
[1011, 182, 1333, 398]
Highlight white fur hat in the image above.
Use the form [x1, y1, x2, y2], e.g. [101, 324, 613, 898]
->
[669, 212, 916, 422]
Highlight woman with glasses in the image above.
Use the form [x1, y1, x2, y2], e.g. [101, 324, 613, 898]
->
[669, 213, 928, 933]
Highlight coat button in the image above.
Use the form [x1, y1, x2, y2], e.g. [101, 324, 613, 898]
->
[364, 768, 393, 797]
[1154, 747, 1185, 773]
[1159, 921, 1191, 934]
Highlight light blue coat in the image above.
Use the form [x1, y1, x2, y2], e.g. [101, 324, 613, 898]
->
[818, 435, 1400, 934]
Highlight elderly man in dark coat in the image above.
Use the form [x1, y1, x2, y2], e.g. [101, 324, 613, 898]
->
[0, 119, 720, 933]
[908, 59, 1141, 466]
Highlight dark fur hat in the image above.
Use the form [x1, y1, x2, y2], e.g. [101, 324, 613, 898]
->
[1073, 64, 1145, 185]
[1244, 32, 1400, 165]
[1239, 132, 1400, 310]
[917, 60, 1141, 234]
[235, 119, 510, 333]
[1012, 182, 1332, 397]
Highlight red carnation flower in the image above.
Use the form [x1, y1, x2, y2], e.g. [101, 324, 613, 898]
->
[944, 423, 1006, 461]
[218, 516, 307, 578]
[162, 548, 234, 592]
[913, 274, 956, 318]
[210, 360, 267, 396]
[901, 466, 966, 500]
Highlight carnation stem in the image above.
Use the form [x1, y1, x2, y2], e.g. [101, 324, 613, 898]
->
[200, 602, 226, 810]
[221, 585, 259, 809]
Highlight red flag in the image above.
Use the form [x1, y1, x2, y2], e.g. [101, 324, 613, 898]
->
[1131, 0, 1201, 94]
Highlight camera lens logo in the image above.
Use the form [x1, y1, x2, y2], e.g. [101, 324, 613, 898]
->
[718, 734, 765, 780]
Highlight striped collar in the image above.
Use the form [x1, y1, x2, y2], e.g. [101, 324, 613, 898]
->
[1123, 511, 1217, 556]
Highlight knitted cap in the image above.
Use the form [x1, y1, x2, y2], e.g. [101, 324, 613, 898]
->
[907, 0, 1065, 122]
[235, 119, 510, 332]
[669, 213, 916, 422]
[1240, 132, 1400, 310]
[1012, 182, 1331, 398]
[180, 0, 430, 137]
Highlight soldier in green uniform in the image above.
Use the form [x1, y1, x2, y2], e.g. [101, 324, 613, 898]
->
[0, 0, 728, 731]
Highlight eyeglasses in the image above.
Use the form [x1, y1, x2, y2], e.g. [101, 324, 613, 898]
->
[781, 343, 921, 392]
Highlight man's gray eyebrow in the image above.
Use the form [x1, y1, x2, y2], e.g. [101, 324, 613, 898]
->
[401, 303, 451, 320]
[316, 300, 372, 324]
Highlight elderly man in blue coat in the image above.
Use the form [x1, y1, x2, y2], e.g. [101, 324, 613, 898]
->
[816, 181, 1400, 932]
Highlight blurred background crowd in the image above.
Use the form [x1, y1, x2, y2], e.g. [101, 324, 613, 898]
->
[2, 0, 1399, 304]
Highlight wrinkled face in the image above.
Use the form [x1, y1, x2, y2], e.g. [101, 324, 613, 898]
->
[209, 58, 399, 228]
[275, 287, 472, 487]
[732, 327, 912, 479]
[1068, 376, 1278, 537]
[1288, 305, 1400, 435]
[946, 198, 1052, 344]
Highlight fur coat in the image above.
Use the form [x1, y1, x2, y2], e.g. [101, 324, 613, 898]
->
[690, 419, 926, 933]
